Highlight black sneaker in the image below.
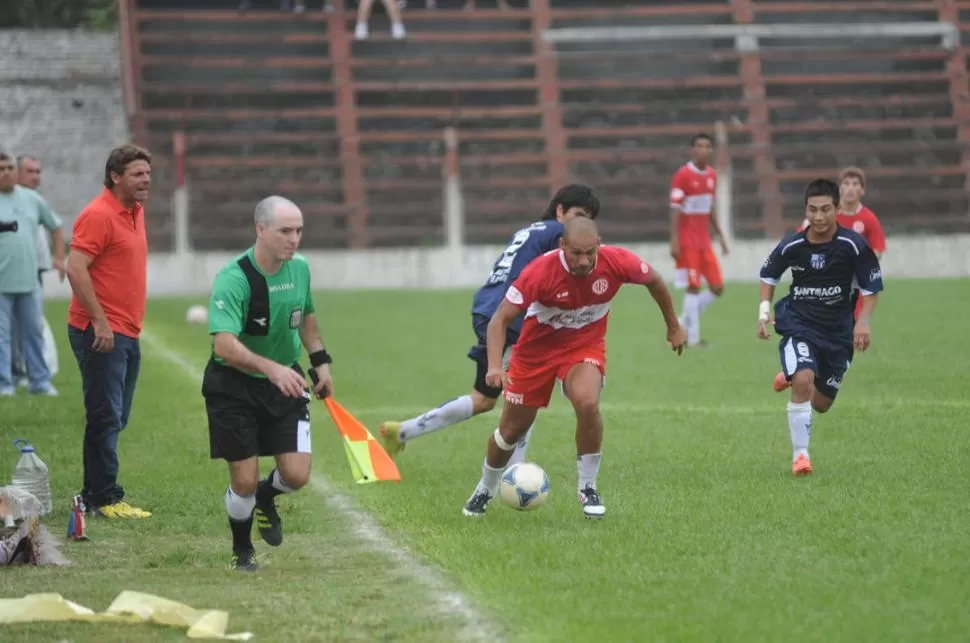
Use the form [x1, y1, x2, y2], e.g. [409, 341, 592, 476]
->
[579, 485, 606, 520]
[254, 491, 283, 547]
[462, 490, 493, 517]
[230, 549, 258, 572]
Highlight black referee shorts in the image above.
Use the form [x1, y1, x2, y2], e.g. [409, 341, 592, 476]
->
[202, 359, 312, 462]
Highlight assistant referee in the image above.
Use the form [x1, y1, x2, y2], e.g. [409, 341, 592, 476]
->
[202, 195, 334, 572]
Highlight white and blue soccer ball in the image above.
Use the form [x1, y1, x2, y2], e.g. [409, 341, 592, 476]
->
[499, 463, 550, 511]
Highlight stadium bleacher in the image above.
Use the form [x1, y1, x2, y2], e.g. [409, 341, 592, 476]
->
[125, 0, 970, 250]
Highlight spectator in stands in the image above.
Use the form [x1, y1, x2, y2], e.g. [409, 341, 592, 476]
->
[10, 155, 63, 388]
[66, 145, 152, 519]
[0, 150, 63, 397]
[355, 0, 407, 40]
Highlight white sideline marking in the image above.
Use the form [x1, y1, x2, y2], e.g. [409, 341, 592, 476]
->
[139, 330, 496, 642]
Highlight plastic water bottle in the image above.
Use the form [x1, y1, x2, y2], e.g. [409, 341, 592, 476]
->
[10, 439, 52, 516]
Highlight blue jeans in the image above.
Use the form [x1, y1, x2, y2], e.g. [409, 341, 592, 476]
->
[68, 324, 141, 508]
[11, 287, 45, 380]
[0, 291, 52, 393]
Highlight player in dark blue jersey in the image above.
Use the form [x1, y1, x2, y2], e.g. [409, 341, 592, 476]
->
[379, 185, 601, 460]
[758, 178, 884, 476]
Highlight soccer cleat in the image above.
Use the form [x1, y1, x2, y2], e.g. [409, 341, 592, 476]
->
[94, 501, 152, 518]
[254, 494, 283, 547]
[792, 454, 813, 477]
[230, 549, 259, 572]
[462, 490, 494, 517]
[379, 421, 406, 459]
[579, 485, 606, 520]
[773, 371, 791, 392]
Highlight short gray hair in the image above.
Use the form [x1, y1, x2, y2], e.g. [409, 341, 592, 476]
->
[254, 195, 299, 226]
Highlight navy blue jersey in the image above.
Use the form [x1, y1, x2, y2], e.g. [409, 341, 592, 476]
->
[471, 220, 565, 332]
[760, 226, 884, 350]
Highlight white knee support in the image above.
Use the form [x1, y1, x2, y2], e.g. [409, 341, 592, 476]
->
[493, 428, 516, 452]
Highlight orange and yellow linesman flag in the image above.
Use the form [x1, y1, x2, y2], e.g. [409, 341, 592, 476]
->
[323, 398, 401, 484]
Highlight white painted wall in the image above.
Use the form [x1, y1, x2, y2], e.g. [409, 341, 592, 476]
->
[40, 234, 970, 299]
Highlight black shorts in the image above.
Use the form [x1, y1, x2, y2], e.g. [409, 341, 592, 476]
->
[778, 336, 853, 401]
[202, 359, 312, 462]
[466, 313, 520, 399]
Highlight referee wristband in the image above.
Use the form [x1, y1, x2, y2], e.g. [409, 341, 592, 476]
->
[758, 300, 771, 322]
[309, 349, 333, 367]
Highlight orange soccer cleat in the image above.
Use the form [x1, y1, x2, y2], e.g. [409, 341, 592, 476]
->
[773, 371, 791, 392]
[792, 453, 813, 477]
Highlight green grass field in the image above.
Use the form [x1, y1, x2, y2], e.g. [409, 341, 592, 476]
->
[2, 279, 969, 642]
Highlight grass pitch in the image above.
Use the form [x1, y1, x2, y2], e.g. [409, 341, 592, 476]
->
[1, 279, 969, 641]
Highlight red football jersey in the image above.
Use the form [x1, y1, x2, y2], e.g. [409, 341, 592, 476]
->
[837, 205, 886, 253]
[503, 245, 654, 363]
[670, 162, 717, 250]
[798, 204, 887, 253]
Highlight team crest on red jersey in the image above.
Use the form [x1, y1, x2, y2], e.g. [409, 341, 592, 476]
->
[853, 221, 865, 233]
[592, 278, 609, 295]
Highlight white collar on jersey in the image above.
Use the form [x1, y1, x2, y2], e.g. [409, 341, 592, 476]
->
[687, 161, 712, 175]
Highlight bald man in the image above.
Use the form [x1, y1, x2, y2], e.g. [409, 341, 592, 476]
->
[203, 195, 335, 572]
[463, 216, 688, 519]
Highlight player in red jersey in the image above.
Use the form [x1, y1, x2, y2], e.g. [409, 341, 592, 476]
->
[461, 217, 687, 520]
[670, 134, 730, 348]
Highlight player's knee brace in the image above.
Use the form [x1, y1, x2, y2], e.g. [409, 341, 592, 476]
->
[493, 428, 517, 452]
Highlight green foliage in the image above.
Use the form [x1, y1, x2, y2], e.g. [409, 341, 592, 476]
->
[1, 0, 117, 30]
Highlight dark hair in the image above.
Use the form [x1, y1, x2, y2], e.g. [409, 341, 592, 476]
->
[541, 184, 601, 220]
[103, 144, 151, 188]
[691, 133, 714, 147]
[804, 178, 840, 207]
[0, 150, 12, 164]
[838, 166, 866, 189]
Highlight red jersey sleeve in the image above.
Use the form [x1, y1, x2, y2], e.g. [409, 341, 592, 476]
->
[669, 168, 688, 210]
[864, 210, 887, 252]
[606, 247, 654, 286]
[504, 255, 549, 310]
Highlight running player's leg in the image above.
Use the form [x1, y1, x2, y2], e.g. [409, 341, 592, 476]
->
[778, 337, 818, 476]
[204, 367, 262, 571]
[810, 345, 851, 415]
[253, 393, 312, 548]
[696, 246, 724, 325]
[681, 249, 704, 346]
[462, 359, 554, 517]
[561, 354, 607, 519]
[380, 314, 533, 461]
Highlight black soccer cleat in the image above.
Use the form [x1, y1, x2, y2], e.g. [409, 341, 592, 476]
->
[254, 491, 283, 547]
[462, 490, 494, 517]
[579, 485, 606, 520]
[230, 548, 259, 572]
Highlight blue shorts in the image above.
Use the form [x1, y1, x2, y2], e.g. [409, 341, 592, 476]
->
[467, 313, 520, 398]
[778, 336, 853, 400]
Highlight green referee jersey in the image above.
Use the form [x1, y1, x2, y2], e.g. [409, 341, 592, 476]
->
[208, 246, 316, 377]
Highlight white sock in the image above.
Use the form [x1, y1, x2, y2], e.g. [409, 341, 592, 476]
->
[507, 422, 535, 466]
[271, 469, 295, 494]
[684, 293, 701, 345]
[787, 401, 812, 461]
[400, 395, 474, 442]
[698, 290, 717, 314]
[577, 453, 602, 491]
[477, 458, 505, 496]
[225, 487, 255, 521]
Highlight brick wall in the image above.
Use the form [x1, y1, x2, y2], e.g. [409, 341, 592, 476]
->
[0, 29, 129, 225]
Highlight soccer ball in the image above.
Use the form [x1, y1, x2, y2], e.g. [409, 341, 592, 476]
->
[499, 463, 550, 511]
[185, 305, 208, 325]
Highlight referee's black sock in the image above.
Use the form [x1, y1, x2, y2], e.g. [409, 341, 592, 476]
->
[225, 487, 255, 551]
[257, 468, 293, 503]
[229, 516, 254, 552]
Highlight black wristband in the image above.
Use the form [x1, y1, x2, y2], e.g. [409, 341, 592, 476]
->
[309, 349, 332, 367]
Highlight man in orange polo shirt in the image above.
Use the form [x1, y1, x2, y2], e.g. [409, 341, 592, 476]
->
[65, 144, 153, 519]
